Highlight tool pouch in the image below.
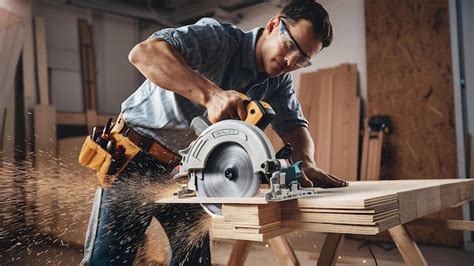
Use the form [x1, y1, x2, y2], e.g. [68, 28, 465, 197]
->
[78, 131, 141, 187]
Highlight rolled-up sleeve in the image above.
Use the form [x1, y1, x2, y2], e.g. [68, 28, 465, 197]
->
[268, 73, 308, 136]
[150, 18, 232, 71]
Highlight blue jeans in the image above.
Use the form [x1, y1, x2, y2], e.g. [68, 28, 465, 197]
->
[80, 151, 211, 265]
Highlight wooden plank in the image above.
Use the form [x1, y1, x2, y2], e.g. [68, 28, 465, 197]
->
[366, 131, 384, 181]
[22, 1, 36, 156]
[313, 69, 333, 172]
[334, 64, 359, 181]
[344, 97, 360, 180]
[388, 225, 427, 266]
[360, 119, 369, 180]
[78, 19, 99, 133]
[228, 240, 251, 266]
[297, 72, 316, 120]
[282, 215, 400, 236]
[373, 130, 384, 179]
[34, 17, 49, 105]
[282, 201, 399, 214]
[329, 65, 345, 177]
[281, 209, 399, 225]
[317, 233, 344, 266]
[268, 235, 299, 266]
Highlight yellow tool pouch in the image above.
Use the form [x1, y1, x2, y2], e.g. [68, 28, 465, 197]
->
[78, 131, 141, 187]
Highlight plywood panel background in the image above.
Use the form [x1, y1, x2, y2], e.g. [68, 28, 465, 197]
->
[266, 64, 360, 182]
[365, 0, 461, 246]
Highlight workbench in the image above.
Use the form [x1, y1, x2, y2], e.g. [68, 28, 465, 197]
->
[206, 179, 474, 265]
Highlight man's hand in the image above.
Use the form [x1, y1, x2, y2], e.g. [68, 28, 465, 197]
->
[206, 90, 248, 124]
[300, 163, 348, 188]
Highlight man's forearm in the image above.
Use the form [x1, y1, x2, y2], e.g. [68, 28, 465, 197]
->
[280, 126, 316, 167]
[128, 38, 220, 107]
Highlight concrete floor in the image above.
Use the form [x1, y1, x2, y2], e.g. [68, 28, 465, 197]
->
[1, 232, 474, 265]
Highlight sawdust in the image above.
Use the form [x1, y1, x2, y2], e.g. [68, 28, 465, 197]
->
[0, 147, 211, 264]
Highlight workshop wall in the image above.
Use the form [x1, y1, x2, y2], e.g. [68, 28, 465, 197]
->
[365, 0, 461, 246]
[34, 2, 141, 115]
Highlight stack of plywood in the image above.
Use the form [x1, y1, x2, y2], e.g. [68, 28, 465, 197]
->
[297, 64, 361, 181]
[211, 179, 474, 241]
[212, 203, 287, 241]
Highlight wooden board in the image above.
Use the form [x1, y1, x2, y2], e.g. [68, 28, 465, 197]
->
[211, 179, 474, 241]
[297, 64, 360, 181]
[365, 0, 460, 246]
[21, 1, 36, 156]
[34, 17, 49, 105]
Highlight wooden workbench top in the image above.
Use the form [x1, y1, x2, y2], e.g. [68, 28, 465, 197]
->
[211, 179, 474, 241]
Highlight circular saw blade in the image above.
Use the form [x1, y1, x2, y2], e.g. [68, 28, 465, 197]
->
[197, 142, 260, 216]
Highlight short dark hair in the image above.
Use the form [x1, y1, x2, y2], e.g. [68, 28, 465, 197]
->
[281, 0, 333, 48]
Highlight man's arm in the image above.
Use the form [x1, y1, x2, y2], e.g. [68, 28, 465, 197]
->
[128, 38, 247, 122]
[280, 126, 348, 188]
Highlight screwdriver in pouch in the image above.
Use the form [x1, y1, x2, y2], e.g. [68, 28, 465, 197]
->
[97, 118, 114, 149]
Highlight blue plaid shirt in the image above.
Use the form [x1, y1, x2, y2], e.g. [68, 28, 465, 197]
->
[121, 18, 308, 152]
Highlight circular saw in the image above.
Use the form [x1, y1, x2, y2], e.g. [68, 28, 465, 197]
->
[174, 99, 317, 216]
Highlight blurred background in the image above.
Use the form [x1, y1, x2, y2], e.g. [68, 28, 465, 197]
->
[0, 0, 473, 265]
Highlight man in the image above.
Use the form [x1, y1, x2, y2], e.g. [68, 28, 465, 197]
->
[81, 0, 347, 265]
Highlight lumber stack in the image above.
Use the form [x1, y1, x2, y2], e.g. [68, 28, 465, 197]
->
[211, 179, 474, 241]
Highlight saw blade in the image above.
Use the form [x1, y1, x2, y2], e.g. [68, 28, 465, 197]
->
[197, 142, 260, 216]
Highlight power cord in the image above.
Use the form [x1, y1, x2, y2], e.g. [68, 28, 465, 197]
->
[357, 236, 397, 265]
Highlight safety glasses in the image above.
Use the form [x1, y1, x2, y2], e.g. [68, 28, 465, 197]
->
[278, 18, 312, 68]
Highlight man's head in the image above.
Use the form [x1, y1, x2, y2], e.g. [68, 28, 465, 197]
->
[256, 0, 333, 77]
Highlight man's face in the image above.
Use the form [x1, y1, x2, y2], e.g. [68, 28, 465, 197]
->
[261, 17, 323, 77]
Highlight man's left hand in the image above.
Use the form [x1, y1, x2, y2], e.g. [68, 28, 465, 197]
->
[300, 164, 348, 188]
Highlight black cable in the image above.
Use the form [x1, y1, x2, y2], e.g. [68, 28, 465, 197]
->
[366, 241, 378, 266]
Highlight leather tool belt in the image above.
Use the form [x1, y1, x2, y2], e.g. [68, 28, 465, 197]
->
[79, 114, 181, 187]
[111, 114, 181, 167]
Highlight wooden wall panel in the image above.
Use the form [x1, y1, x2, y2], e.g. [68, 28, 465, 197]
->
[365, 0, 461, 246]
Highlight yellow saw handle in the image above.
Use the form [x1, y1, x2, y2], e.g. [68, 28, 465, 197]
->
[239, 93, 276, 130]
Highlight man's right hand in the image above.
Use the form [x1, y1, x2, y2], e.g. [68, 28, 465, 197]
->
[205, 90, 248, 124]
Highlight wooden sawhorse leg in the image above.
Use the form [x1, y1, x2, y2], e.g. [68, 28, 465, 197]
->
[227, 236, 299, 266]
[388, 225, 427, 266]
[317, 233, 344, 266]
[268, 236, 300, 265]
[228, 240, 251, 266]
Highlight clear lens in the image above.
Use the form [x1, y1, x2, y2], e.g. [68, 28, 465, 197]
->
[278, 20, 312, 68]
